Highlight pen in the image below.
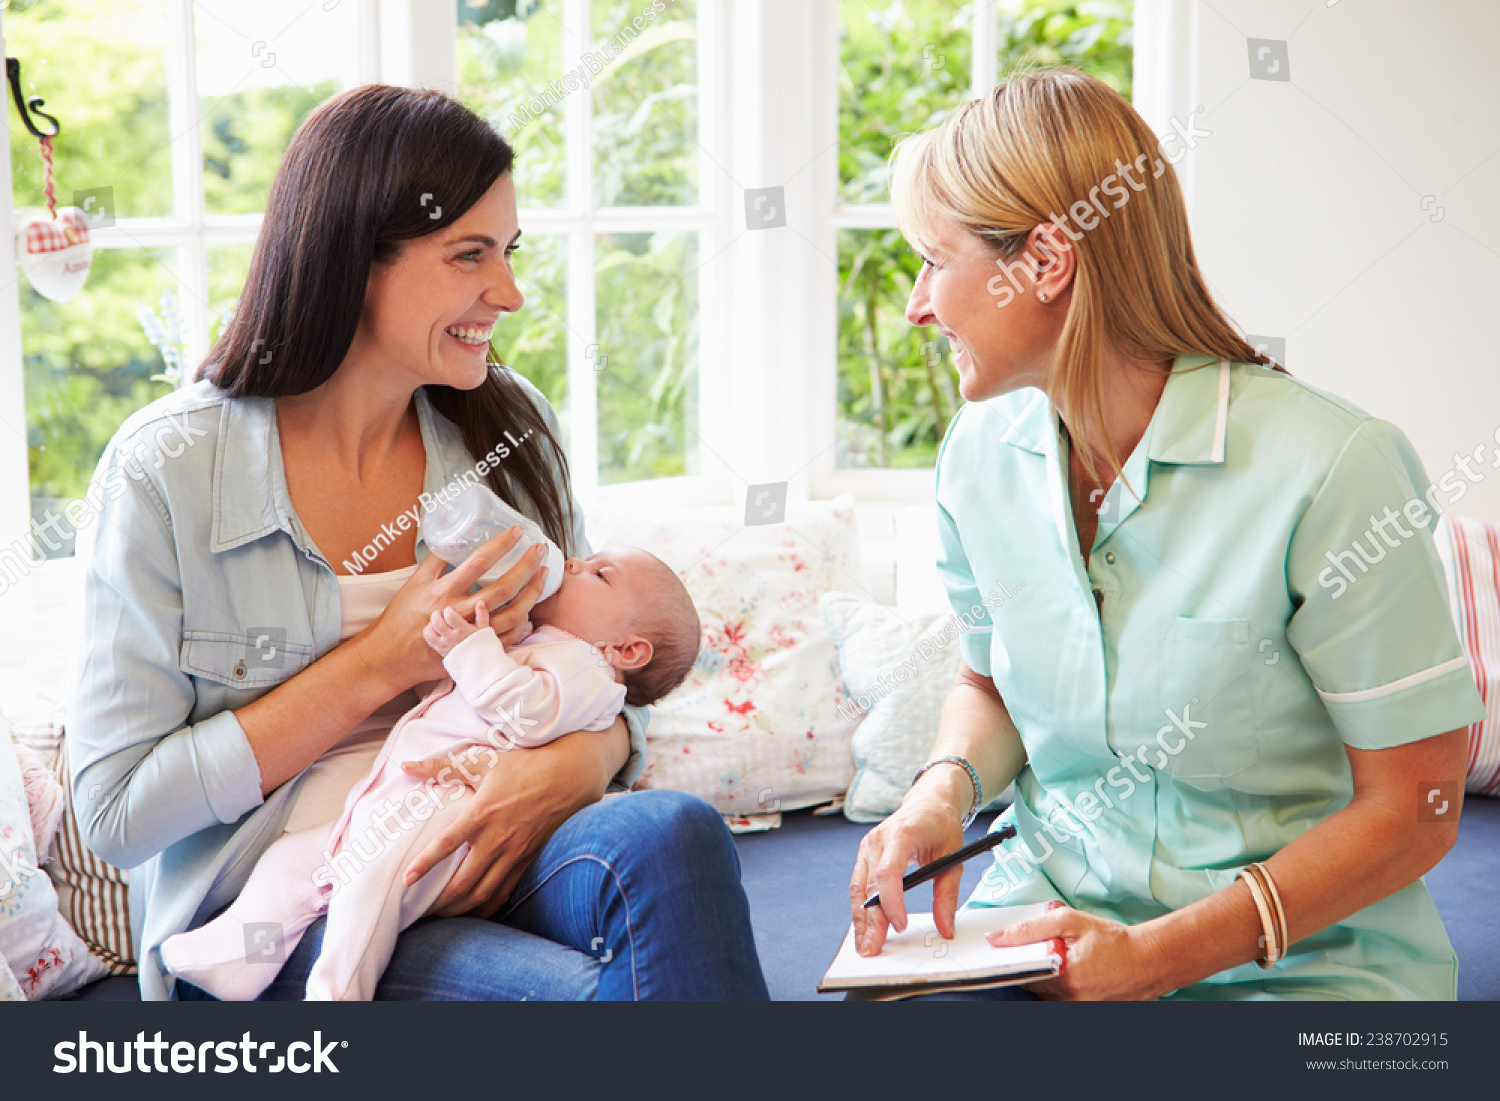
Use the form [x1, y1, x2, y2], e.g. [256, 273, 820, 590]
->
[862, 823, 1019, 909]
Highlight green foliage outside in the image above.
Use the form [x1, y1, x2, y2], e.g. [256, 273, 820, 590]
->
[457, 0, 700, 484]
[594, 231, 699, 483]
[8, 0, 330, 524]
[457, 0, 566, 206]
[836, 0, 1133, 468]
[11, 0, 174, 508]
[201, 85, 336, 215]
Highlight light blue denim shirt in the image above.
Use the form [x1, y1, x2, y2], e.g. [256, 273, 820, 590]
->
[66, 373, 648, 1000]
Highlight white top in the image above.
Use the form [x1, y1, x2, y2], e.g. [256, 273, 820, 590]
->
[281, 564, 423, 836]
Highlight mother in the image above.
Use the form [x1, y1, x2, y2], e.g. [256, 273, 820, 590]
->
[70, 84, 767, 1000]
[850, 70, 1483, 1000]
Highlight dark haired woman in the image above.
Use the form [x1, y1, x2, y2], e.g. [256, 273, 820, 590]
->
[68, 84, 768, 1000]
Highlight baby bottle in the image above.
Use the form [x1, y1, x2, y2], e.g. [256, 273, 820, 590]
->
[420, 481, 565, 601]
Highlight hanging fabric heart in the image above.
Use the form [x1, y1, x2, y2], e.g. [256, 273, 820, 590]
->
[16, 205, 91, 303]
[14, 134, 92, 303]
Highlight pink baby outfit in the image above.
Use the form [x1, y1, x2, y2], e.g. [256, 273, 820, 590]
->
[160, 625, 625, 1000]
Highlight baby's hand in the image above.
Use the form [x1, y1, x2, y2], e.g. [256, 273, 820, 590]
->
[423, 600, 491, 658]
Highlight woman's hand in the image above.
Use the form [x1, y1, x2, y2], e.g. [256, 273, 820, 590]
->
[987, 901, 1165, 1000]
[352, 527, 549, 693]
[849, 787, 967, 957]
[849, 665, 1028, 956]
[396, 715, 629, 917]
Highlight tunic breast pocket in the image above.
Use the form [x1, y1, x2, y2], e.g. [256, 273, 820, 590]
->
[1157, 615, 1257, 788]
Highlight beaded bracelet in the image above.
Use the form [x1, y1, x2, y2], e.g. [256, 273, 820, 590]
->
[913, 755, 983, 830]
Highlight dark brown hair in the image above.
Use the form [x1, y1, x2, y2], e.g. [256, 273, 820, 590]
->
[624, 554, 701, 707]
[198, 84, 575, 552]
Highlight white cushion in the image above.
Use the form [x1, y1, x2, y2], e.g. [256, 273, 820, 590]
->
[821, 592, 961, 821]
[586, 496, 862, 814]
[821, 590, 1015, 823]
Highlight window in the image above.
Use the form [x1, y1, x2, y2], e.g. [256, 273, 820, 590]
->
[3, 0, 367, 560]
[455, 0, 705, 495]
[0, 0, 1136, 570]
[834, 0, 1133, 471]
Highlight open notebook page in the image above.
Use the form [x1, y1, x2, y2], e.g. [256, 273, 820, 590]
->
[822, 902, 1059, 987]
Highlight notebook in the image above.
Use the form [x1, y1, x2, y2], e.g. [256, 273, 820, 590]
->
[818, 902, 1063, 999]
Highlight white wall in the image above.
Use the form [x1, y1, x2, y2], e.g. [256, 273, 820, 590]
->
[1139, 0, 1500, 520]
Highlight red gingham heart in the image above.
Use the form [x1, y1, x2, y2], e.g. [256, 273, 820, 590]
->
[21, 208, 90, 256]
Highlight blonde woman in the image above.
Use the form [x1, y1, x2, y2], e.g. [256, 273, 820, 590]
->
[847, 69, 1482, 1000]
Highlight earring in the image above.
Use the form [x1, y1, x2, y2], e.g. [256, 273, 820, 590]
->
[1038, 292, 1048, 303]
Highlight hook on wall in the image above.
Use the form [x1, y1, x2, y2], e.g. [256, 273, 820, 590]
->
[6, 56, 61, 138]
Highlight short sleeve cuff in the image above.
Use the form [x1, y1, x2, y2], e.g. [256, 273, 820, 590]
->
[610, 702, 650, 792]
[191, 708, 265, 824]
[1317, 659, 1487, 750]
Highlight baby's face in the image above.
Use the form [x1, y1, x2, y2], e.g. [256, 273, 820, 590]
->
[529, 547, 651, 647]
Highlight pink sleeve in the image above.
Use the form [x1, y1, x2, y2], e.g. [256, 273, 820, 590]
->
[441, 629, 627, 747]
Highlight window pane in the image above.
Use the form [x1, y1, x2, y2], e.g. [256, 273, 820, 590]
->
[501, 233, 570, 450]
[997, 0, 1134, 100]
[836, 2, 1135, 469]
[195, 0, 359, 215]
[457, 1, 566, 208]
[6, 0, 174, 220]
[24, 248, 179, 558]
[591, 0, 698, 207]
[839, 0, 973, 206]
[595, 231, 698, 484]
[207, 242, 255, 354]
[836, 228, 955, 469]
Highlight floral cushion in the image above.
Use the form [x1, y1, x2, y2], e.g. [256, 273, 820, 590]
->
[0, 719, 108, 999]
[586, 495, 862, 815]
[12, 725, 136, 975]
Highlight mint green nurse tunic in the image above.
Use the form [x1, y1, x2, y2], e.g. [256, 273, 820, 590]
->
[939, 355, 1485, 999]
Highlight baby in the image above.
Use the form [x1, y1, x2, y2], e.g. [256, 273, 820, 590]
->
[161, 546, 700, 1001]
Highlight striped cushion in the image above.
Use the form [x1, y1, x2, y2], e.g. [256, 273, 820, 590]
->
[1433, 514, 1500, 796]
[9, 723, 135, 975]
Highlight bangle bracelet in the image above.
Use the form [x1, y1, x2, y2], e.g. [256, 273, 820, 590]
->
[1249, 861, 1288, 961]
[1238, 867, 1279, 967]
[1245, 863, 1285, 966]
[913, 756, 983, 830]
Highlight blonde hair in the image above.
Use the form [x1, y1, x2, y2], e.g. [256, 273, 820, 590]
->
[889, 68, 1270, 484]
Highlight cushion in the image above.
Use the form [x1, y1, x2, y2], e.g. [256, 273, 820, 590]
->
[821, 592, 963, 821]
[8, 720, 135, 974]
[1433, 514, 1500, 795]
[585, 495, 861, 815]
[821, 591, 1014, 822]
[0, 718, 109, 998]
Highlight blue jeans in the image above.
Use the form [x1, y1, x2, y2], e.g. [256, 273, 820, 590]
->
[177, 790, 769, 1001]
